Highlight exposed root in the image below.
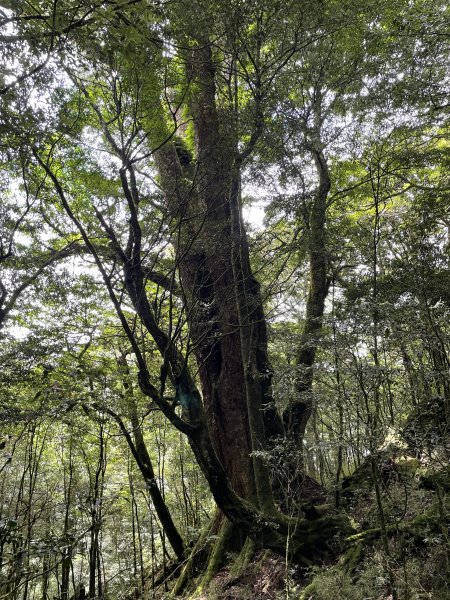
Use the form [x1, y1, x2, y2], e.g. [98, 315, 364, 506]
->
[226, 536, 256, 585]
[170, 518, 217, 597]
[195, 519, 234, 593]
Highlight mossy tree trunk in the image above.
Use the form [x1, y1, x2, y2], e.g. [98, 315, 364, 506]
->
[282, 98, 332, 492]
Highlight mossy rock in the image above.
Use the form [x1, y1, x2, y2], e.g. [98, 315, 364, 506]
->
[340, 452, 413, 500]
[402, 396, 450, 455]
[419, 468, 450, 492]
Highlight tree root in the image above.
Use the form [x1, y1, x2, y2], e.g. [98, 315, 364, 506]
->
[170, 509, 354, 596]
[341, 542, 363, 574]
[194, 519, 234, 593]
[226, 536, 256, 585]
[170, 517, 218, 597]
[345, 511, 446, 546]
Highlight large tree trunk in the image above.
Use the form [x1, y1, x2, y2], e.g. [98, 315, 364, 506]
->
[155, 42, 277, 505]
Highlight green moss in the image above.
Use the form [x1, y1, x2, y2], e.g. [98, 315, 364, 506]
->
[341, 542, 363, 573]
[195, 519, 234, 593]
[299, 580, 318, 599]
[170, 520, 215, 597]
[228, 536, 255, 582]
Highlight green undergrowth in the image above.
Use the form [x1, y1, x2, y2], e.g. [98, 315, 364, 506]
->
[298, 462, 450, 600]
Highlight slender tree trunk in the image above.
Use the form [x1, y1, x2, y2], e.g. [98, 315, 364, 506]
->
[88, 425, 106, 600]
[283, 143, 331, 454]
[230, 171, 279, 513]
[115, 355, 186, 562]
[61, 437, 74, 600]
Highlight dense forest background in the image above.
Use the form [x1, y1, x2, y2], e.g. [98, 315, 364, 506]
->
[0, 1, 449, 599]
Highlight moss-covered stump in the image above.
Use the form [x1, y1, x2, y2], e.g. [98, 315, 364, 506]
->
[340, 452, 420, 502]
[285, 513, 354, 565]
[402, 396, 450, 457]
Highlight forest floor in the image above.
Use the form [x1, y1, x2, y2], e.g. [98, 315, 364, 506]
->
[192, 551, 287, 600]
[176, 451, 449, 600]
